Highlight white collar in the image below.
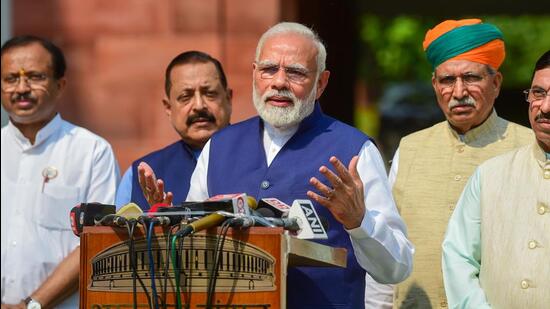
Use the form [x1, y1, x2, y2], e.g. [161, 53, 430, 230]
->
[263, 121, 299, 141]
[8, 114, 62, 150]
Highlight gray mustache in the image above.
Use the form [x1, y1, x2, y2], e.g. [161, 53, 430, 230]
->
[448, 96, 476, 109]
[262, 89, 296, 103]
[535, 112, 549, 121]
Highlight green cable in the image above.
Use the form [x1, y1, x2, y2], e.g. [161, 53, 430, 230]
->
[171, 235, 182, 309]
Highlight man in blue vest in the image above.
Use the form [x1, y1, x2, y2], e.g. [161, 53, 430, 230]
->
[183, 22, 413, 308]
[115, 51, 232, 210]
[142, 22, 413, 308]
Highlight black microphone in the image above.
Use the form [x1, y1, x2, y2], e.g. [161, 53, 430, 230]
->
[155, 194, 257, 225]
[230, 215, 299, 230]
[256, 200, 329, 235]
[94, 214, 127, 227]
[70, 203, 116, 236]
[137, 215, 171, 226]
[256, 198, 291, 218]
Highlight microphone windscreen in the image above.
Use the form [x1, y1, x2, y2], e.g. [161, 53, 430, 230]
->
[256, 207, 276, 218]
[247, 196, 258, 209]
[116, 202, 143, 219]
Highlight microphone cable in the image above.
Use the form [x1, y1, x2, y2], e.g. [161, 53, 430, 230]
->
[161, 224, 179, 309]
[146, 220, 160, 309]
[206, 220, 232, 309]
[126, 219, 152, 309]
[171, 232, 185, 309]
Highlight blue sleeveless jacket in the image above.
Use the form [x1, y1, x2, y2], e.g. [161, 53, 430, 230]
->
[208, 103, 371, 308]
[131, 140, 197, 210]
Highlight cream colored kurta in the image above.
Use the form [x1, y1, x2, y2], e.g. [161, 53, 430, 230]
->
[393, 111, 533, 308]
[478, 142, 550, 308]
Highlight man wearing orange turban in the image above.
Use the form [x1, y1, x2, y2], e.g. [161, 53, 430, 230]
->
[366, 19, 533, 308]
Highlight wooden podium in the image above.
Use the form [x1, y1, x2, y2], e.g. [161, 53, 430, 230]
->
[80, 226, 347, 309]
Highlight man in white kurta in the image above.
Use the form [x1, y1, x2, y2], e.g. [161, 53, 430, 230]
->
[1, 36, 119, 308]
[442, 50, 550, 308]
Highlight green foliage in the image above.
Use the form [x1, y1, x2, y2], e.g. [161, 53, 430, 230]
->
[485, 16, 550, 87]
[359, 15, 435, 83]
[359, 15, 550, 87]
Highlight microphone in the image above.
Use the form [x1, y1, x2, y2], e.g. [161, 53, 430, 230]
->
[287, 199, 328, 239]
[229, 215, 295, 229]
[70, 203, 116, 236]
[116, 202, 143, 219]
[229, 199, 329, 240]
[175, 212, 228, 237]
[154, 194, 257, 225]
[256, 198, 291, 218]
[94, 203, 144, 227]
[94, 214, 127, 227]
[205, 193, 257, 214]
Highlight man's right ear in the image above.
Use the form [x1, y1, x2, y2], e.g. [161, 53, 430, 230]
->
[162, 97, 172, 116]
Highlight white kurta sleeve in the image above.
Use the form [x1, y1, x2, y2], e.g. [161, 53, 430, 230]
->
[347, 141, 414, 284]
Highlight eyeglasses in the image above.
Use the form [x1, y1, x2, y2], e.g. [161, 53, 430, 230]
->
[523, 88, 549, 103]
[256, 64, 312, 84]
[435, 73, 487, 90]
[1, 72, 49, 92]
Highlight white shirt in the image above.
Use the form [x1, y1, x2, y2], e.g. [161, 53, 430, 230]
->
[1, 114, 120, 307]
[187, 122, 414, 284]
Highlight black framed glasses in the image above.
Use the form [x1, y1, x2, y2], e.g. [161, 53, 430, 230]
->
[523, 88, 550, 103]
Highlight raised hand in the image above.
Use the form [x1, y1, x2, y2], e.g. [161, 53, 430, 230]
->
[307, 156, 365, 229]
[137, 161, 173, 206]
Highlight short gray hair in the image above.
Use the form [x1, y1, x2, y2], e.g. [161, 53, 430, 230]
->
[255, 22, 327, 72]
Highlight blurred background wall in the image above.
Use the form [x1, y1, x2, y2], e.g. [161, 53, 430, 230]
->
[2, 0, 549, 170]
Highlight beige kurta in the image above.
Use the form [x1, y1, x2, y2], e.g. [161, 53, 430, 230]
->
[393, 111, 533, 308]
[478, 142, 550, 308]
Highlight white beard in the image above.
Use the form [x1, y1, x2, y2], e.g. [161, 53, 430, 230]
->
[253, 82, 317, 128]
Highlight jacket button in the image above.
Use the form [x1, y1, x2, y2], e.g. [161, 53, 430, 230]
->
[520, 280, 529, 289]
[260, 180, 270, 190]
[528, 240, 538, 249]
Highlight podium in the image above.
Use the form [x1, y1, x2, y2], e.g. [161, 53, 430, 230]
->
[80, 226, 346, 308]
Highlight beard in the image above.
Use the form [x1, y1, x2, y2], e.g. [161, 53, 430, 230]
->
[252, 82, 317, 128]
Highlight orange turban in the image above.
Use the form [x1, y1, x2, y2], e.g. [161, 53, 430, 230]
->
[423, 19, 505, 70]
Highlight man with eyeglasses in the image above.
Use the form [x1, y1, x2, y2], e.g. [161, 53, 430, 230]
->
[370, 19, 533, 308]
[442, 49, 550, 308]
[1, 36, 119, 308]
[146, 22, 413, 308]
